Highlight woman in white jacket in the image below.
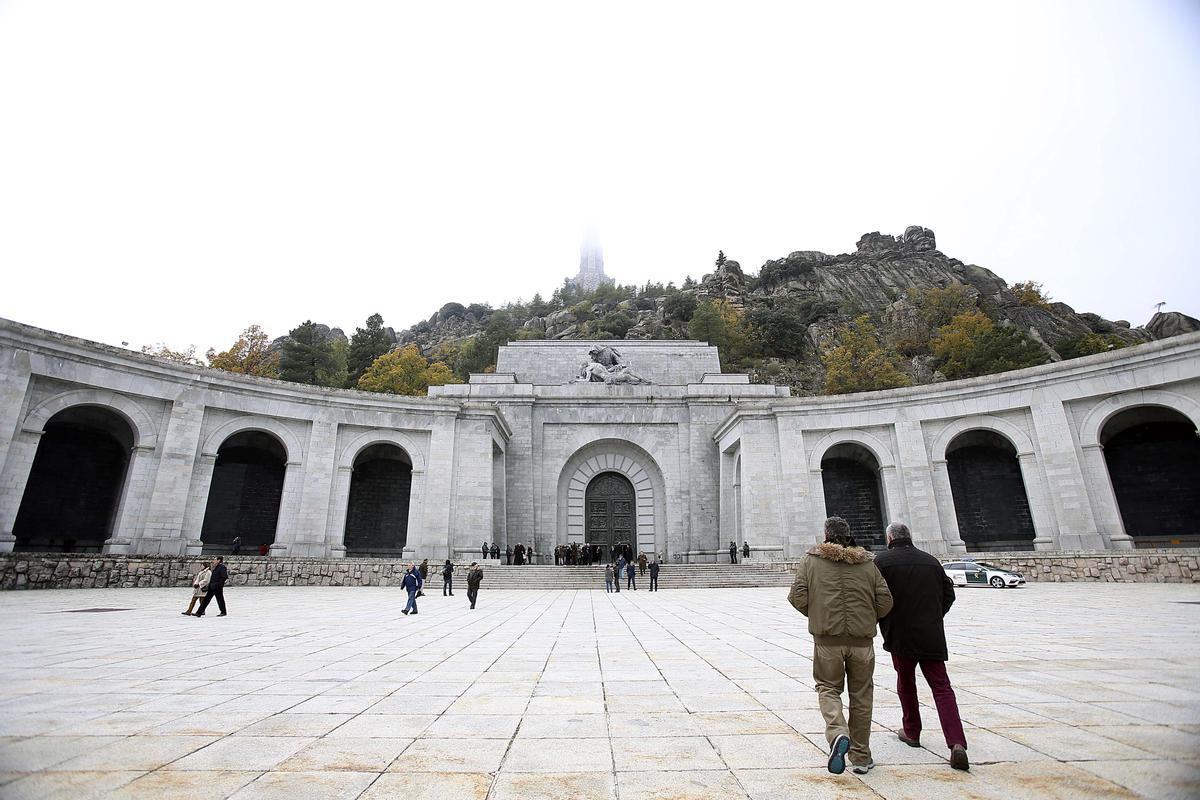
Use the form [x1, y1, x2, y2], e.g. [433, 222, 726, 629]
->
[182, 563, 211, 616]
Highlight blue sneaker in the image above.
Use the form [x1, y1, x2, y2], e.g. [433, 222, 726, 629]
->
[828, 734, 850, 774]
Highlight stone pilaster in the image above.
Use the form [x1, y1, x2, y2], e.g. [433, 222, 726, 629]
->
[1029, 392, 1105, 550]
[137, 392, 206, 555]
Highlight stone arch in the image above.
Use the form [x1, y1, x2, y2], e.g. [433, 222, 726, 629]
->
[23, 389, 158, 449]
[557, 439, 666, 558]
[1079, 390, 1200, 449]
[202, 415, 304, 463]
[338, 429, 427, 473]
[931, 415, 1035, 461]
[13, 404, 138, 552]
[807, 429, 896, 473]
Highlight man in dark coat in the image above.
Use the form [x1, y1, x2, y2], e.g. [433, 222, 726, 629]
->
[194, 556, 228, 617]
[467, 562, 483, 609]
[442, 559, 454, 596]
[490, 543, 500, 560]
[481, 541, 489, 560]
[874, 522, 969, 772]
[505, 545, 512, 565]
[649, 559, 660, 591]
[729, 541, 738, 564]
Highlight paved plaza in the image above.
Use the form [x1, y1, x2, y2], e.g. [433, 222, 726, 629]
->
[0, 583, 1197, 800]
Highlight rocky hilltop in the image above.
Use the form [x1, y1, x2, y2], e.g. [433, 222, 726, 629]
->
[396, 226, 1198, 394]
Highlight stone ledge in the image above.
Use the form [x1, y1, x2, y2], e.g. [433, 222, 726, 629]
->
[1, 549, 1197, 590]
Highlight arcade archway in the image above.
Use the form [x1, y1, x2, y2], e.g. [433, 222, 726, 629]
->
[13, 406, 134, 552]
[946, 430, 1035, 551]
[200, 430, 287, 552]
[821, 443, 886, 550]
[1102, 406, 1200, 546]
[343, 442, 413, 557]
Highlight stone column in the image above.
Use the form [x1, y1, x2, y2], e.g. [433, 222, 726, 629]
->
[326, 464, 354, 557]
[0, 428, 41, 553]
[268, 460, 305, 556]
[893, 415, 944, 548]
[804, 467, 829, 551]
[929, 459, 966, 554]
[775, 416, 811, 560]
[277, 417, 338, 558]
[413, 412, 456, 560]
[181, 453, 217, 555]
[1029, 393, 1105, 550]
[105, 443, 158, 555]
[1079, 442, 1133, 549]
[737, 416, 785, 563]
[1016, 451, 1058, 551]
[138, 393, 206, 555]
[879, 464, 910, 532]
[0, 348, 32, 482]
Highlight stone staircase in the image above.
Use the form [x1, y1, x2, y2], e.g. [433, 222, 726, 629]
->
[459, 562, 798, 590]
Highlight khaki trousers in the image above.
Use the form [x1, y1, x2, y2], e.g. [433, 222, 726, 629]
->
[812, 643, 875, 766]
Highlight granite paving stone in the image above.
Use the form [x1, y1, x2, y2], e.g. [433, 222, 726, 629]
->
[0, 583, 1196, 799]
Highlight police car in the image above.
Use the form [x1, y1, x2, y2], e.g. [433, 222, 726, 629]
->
[940, 559, 1026, 588]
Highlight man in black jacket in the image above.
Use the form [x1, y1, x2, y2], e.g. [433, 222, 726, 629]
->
[466, 563, 483, 609]
[874, 523, 968, 771]
[194, 556, 228, 617]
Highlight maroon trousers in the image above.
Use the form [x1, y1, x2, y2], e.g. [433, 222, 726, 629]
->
[891, 654, 967, 749]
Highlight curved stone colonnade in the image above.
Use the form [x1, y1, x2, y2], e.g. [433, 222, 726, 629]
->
[1, 318, 1199, 563]
[715, 337, 1200, 556]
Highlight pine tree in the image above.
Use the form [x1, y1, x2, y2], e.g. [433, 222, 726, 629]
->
[279, 321, 337, 385]
[716, 250, 726, 267]
[346, 313, 393, 387]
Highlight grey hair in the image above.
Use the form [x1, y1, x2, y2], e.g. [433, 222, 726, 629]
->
[886, 522, 911, 541]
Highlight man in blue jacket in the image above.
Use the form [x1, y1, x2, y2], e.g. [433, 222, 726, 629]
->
[401, 564, 421, 615]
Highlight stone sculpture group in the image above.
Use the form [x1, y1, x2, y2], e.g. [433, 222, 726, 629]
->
[571, 345, 651, 385]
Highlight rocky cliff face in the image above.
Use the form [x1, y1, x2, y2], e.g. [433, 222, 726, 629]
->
[396, 226, 1187, 392]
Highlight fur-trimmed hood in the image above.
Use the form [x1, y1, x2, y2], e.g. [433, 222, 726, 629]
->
[807, 542, 873, 564]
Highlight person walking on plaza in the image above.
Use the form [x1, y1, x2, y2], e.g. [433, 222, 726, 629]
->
[788, 517, 893, 776]
[401, 565, 420, 615]
[729, 540, 738, 564]
[193, 556, 228, 617]
[182, 561, 211, 615]
[874, 522, 970, 771]
[419, 559, 430, 596]
[467, 562, 483, 609]
[638, 551, 648, 576]
[605, 563, 615, 593]
[442, 559, 455, 596]
[649, 559, 660, 591]
[626, 559, 637, 590]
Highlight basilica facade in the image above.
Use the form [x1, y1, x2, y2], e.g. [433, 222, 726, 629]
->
[1, 317, 1198, 562]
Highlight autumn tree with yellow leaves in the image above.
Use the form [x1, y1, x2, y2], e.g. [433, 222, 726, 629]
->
[822, 315, 912, 395]
[356, 345, 461, 396]
[206, 325, 280, 378]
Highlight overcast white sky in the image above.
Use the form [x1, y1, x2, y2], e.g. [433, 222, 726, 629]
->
[1, 1, 1198, 354]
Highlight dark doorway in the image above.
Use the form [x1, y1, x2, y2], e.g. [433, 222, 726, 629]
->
[344, 443, 413, 557]
[13, 406, 134, 553]
[821, 443, 885, 550]
[200, 430, 286, 552]
[1102, 406, 1200, 547]
[586, 472, 636, 556]
[946, 430, 1035, 552]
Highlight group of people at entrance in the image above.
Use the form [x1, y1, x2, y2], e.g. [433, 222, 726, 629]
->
[605, 551, 660, 592]
[481, 541, 534, 565]
[789, 516, 969, 775]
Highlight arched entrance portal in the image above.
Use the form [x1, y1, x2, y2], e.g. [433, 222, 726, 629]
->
[821, 443, 886, 550]
[200, 431, 286, 553]
[1102, 406, 1200, 546]
[946, 430, 1035, 551]
[13, 406, 134, 552]
[344, 443, 413, 557]
[586, 472, 636, 556]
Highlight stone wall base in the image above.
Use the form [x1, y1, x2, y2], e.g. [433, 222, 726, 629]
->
[1, 549, 1197, 591]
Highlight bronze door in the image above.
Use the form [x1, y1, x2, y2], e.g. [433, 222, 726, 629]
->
[585, 472, 636, 554]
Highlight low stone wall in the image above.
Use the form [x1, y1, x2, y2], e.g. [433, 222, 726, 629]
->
[1, 549, 1198, 590]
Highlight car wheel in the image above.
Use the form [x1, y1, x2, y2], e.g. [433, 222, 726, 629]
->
[989, 576, 1005, 588]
